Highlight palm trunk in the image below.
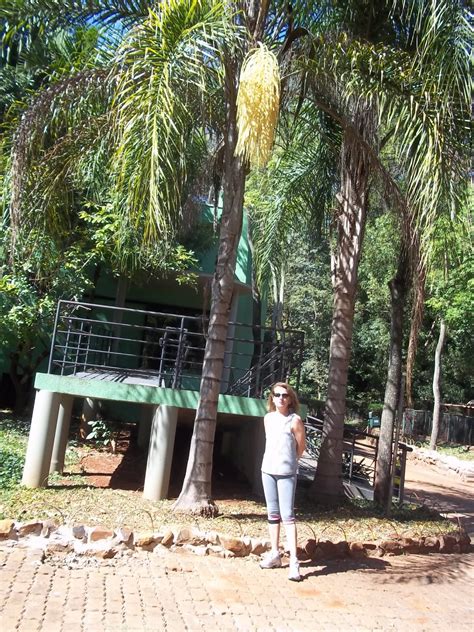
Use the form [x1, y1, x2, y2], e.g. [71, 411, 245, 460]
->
[430, 318, 446, 450]
[173, 55, 247, 515]
[374, 249, 408, 507]
[172, 1, 273, 514]
[311, 104, 373, 504]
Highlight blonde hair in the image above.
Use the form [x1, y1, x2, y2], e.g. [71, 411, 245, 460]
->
[267, 382, 300, 414]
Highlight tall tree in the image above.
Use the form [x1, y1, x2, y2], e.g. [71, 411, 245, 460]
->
[373, 243, 409, 505]
[2, 1, 283, 513]
[307, 0, 471, 503]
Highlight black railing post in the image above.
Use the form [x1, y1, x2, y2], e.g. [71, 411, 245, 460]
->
[83, 322, 92, 372]
[48, 300, 62, 374]
[63, 316, 73, 376]
[172, 318, 186, 389]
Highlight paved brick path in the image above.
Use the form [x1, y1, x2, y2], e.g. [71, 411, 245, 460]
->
[1, 544, 473, 632]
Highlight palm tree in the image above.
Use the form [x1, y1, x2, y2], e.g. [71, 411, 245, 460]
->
[305, 0, 470, 503]
[4, 1, 470, 513]
[2, 0, 286, 513]
[241, 0, 470, 504]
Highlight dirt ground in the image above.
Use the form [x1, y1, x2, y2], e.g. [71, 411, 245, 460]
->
[404, 457, 474, 536]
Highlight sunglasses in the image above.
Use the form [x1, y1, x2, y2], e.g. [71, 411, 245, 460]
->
[273, 392, 289, 399]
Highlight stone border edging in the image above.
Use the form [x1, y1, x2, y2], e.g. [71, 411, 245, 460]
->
[408, 448, 474, 482]
[0, 518, 470, 561]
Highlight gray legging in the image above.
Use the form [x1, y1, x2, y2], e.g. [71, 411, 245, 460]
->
[261, 471, 297, 524]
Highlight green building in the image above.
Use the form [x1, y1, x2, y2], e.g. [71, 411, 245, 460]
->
[16, 204, 305, 499]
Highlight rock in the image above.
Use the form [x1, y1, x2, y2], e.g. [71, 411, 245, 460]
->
[421, 536, 440, 552]
[455, 531, 472, 552]
[204, 531, 220, 545]
[175, 527, 207, 546]
[183, 544, 209, 556]
[17, 521, 43, 537]
[250, 538, 268, 556]
[349, 542, 368, 558]
[313, 540, 338, 560]
[400, 537, 423, 554]
[160, 530, 175, 547]
[208, 545, 226, 558]
[115, 527, 133, 546]
[74, 540, 117, 559]
[303, 538, 317, 558]
[174, 527, 193, 544]
[334, 541, 350, 558]
[88, 526, 114, 542]
[348, 542, 377, 558]
[134, 532, 161, 550]
[0, 519, 15, 539]
[41, 520, 58, 537]
[72, 525, 86, 540]
[439, 535, 457, 553]
[45, 541, 74, 554]
[378, 539, 404, 555]
[218, 535, 250, 557]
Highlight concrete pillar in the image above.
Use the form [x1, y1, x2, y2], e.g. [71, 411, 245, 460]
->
[137, 405, 153, 450]
[50, 395, 74, 474]
[22, 390, 61, 487]
[143, 405, 178, 501]
[252, 418, 266, 496]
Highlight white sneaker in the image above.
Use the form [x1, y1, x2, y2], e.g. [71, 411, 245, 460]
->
[288, 558, 301, 581]
[259, 550, 282, 569]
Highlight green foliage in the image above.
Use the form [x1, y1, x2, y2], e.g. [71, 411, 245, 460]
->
[348, 213, 400, 407]
[0, 418, 28, 489]
[0, 231, 97, 352]
[280, 233, 333, 402]
[86, 419, 116, 450]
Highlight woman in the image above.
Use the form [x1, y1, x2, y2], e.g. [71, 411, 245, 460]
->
[259, 382, 306, 581]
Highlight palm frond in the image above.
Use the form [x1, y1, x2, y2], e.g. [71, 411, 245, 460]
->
[301, 0, 470, 254]
[9, 68, 111, 234]
[109, 0, 238, 252]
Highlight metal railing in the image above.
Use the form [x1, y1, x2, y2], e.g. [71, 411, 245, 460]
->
[47, 300, 304, 398]
[304, 416, 410, 501]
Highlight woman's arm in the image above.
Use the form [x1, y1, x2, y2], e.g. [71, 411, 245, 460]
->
[292, 415, 306, 458]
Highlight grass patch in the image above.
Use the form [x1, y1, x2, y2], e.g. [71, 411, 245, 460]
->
[0, 412, 461, 542]
[0, 416, 29, 490]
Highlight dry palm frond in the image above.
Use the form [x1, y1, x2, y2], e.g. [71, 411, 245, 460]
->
[235, 42, 280, 168]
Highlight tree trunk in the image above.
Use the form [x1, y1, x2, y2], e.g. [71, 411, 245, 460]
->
[430, 319, 446, 450]
[374, 249, 409, 507]
[311, 104, 374, 504]
[173, 63, 246, 515]
[405, 260, 426, 408]
[173, 1, 270, 514]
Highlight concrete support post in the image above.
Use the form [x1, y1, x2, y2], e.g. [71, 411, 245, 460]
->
[252, 418, 266, 496]
[143, 405, 178, 501]
[50, 395, 74, 474]
[22, 390, 61, 487]
[137, 404, 153, 450]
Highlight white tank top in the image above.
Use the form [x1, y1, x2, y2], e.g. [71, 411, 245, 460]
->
[261, 412, 298, 476]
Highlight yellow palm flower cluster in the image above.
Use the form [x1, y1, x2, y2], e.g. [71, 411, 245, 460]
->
[235, 43, 280, 168]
